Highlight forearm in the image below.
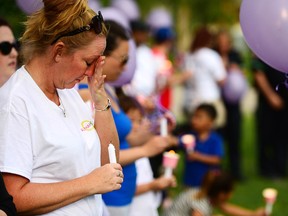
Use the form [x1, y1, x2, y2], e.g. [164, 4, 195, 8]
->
[254, 71, 275, 99]
[119, 147, 146, 166]
[6, 175, 100, 215]
[135, 182, 154, 196]
[94, 108, 119, 165]
[189, 152, 221, 165]
[219, 202, 257, 216]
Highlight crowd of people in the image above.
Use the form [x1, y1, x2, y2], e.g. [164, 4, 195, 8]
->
[0, 0, 287, 215]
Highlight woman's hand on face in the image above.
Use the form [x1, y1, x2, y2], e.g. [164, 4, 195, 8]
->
[88, 56, 108, 108]
[86, 163, 123, 195]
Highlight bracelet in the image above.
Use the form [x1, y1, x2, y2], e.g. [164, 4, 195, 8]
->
[94, 98, 111, 112]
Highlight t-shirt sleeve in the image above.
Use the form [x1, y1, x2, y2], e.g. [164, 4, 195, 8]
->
[0, 103, 33, 180]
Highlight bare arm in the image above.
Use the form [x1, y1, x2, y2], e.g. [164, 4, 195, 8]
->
[3, 163, 123, 215]
[119, 136, 169, 166]
[254, 70, 284, 110]
[135, 176, 176, 196]
[187, 151, 221, 165]
[89, 57, 119, 165]
[0, 210, 7, 216]
[219, 202, 265, 216]
[191, 210, 203, 216]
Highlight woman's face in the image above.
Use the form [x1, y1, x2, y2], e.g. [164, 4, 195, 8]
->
[103, 39, 129, 82]
[0, 26, 18, 85]
[55, 35, 106, 89]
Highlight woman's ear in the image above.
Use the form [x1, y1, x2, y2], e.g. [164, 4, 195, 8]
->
[52, 42, 65, 63]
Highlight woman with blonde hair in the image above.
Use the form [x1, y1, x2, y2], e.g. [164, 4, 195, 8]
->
[0, 0, 123, 215]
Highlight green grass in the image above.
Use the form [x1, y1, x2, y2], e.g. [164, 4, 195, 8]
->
[166, 113, 288, 216]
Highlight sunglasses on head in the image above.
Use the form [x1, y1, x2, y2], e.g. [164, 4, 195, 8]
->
[51, 11, 104, 45]
[0, 41, 20, 55]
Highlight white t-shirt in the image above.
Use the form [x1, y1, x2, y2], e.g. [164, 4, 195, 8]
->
[0, 66, 102, 215]
[125, 45, 158, 97]
[129, 157, 161, 216]
[183, 48, 226, 111]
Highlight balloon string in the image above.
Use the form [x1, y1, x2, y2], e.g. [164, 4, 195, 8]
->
[276, 73, 288, 91]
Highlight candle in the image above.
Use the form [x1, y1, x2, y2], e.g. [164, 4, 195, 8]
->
[108, 143, 117, 163]
[262, 188, 278, 215]
[160, 117, 168, 137]
[162, 150, 179, 177]
[181, 134, 196, 152]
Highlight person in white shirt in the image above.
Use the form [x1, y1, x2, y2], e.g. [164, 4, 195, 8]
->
[0, 0, 123, 215]
[183, 26, 227, 128]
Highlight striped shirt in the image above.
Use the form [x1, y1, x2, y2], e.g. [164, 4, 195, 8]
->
[162, 188, 212, 216]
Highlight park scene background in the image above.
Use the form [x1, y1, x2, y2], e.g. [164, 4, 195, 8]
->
[1, 0, 288, 215]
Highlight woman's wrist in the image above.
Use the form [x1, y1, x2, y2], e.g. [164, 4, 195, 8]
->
[93, 98, 111, 112]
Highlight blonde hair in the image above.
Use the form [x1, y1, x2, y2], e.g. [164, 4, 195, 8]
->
[20, 0, 107, 64]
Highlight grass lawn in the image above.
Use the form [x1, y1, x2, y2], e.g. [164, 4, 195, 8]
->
[166, 112, 288, 216]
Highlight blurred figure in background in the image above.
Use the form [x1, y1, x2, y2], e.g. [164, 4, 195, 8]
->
[182, 26, 227, 129]
[118, 94, 176, 216]
[162, 170, 265, 216]
[0, 17, 19, 87]
[214, 29, 247, 181]
[178, 103, 224, 188]
[251, 56, 288, 179]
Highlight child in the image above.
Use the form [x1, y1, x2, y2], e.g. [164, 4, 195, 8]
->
[119, 94, 176, 216]
[179, 103, 224, 188]
[162, 170, 265, 216]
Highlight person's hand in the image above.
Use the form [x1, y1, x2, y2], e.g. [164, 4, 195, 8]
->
[151, 175, 177, 191]
[87, 56, 108, 109]
[142, 135, 169, 157]
[127, 118, 152, 146]
[86, 163, 123, 195]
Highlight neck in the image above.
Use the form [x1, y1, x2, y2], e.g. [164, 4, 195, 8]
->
[198, 130, 210, 141]
[25, 58, 58, 103]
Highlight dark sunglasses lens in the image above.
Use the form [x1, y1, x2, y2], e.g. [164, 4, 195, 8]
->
[0, 42, 13, 55]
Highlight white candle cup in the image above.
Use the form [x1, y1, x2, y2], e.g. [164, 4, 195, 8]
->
[181, 134, 196, 152]
[262, 188, 278, 216]
[164, 167, 173, 178]
[162, 151, 179, 177]
[160, 117, 168, 137]
[108, 143, 117, 163]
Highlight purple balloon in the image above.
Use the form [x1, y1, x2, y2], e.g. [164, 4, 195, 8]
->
[146, 8, 173, 31]
[16, 0, 43, 15]
[108, 39, 137, 87]
[222, 70, 248, 104]
[88, 0, 102, 12]
[240, 0, 288, 73]
[111, 0, 140, 21]
[101, 7, 130, 30]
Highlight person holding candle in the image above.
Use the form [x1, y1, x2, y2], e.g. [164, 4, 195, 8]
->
[0, 1, 123, 215]
[118, 94, 176, 216]
[82, 20, 169, 216]
[163, 170, 265, 216]
[178, 103, 224, 188]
